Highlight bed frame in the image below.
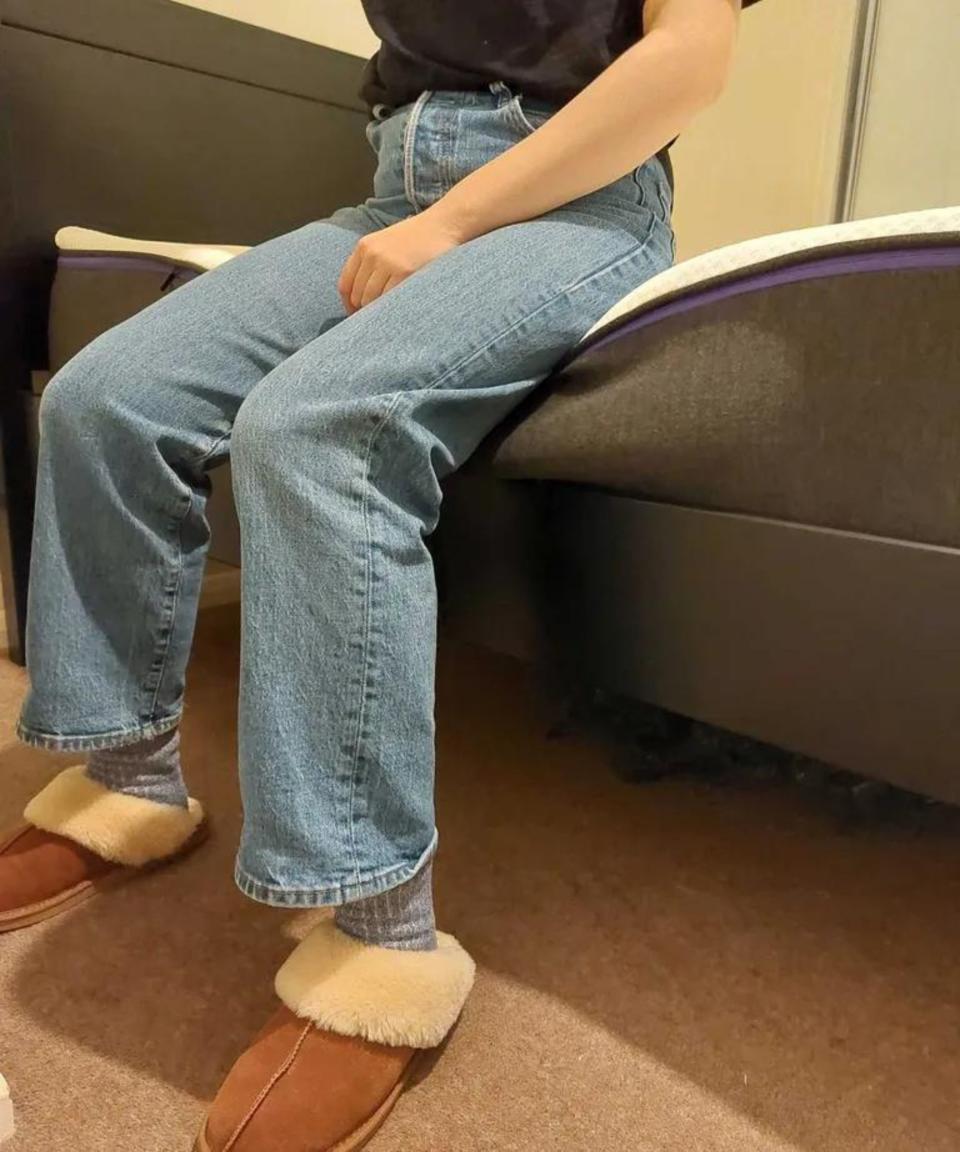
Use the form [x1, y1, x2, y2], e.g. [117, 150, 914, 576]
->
[2, 0, 957, 805]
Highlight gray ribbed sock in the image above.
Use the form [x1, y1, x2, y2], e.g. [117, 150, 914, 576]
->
[85, 727, 188, 808]
[335, 859, 437, 951]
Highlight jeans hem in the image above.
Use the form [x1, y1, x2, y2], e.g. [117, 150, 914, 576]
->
[234, 832, 438, 909]
[16, 712, 182, 753]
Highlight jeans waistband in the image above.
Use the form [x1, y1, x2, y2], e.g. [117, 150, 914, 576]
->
[372, 81, 562, 122]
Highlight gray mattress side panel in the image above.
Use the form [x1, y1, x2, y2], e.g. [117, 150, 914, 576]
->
[488, 266, 960, 548]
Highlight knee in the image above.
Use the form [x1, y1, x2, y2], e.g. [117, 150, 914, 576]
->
[232, 381, 366, 481]
[38, 338, 137, 445]
[38, 350, 101, 440]
[232, 383, 442, 534]
[231, 389, 288, 477]
[230, 389, 308, 510]
[231, 384, 405, 523]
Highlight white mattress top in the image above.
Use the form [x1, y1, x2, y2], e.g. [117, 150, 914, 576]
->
[58, 203, 960, 342]
[56, 226, 248, 271]
[584, 204, 960, 338]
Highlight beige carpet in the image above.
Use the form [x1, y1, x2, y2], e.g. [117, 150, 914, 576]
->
[1, 604, 958, 1152]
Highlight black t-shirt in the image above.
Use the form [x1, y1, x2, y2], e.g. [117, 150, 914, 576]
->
[359, 0, 762, 111]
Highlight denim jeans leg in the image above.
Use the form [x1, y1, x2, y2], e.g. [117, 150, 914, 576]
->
[16, 218, 390, 754]
[230, 184, 673, 907]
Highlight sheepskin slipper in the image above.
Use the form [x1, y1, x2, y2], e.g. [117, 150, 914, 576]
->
[0, 766, 207, 933]
[194, 921, 475, 1152]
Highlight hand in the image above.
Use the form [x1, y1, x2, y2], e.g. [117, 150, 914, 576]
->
[337, 210, 467, 314]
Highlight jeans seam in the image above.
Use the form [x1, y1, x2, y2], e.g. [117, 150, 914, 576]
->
[234, 829, 438, 907]
[402, 90, 431, 212]
[143, 498, 189, 721]
[346, 391, 407, 887]
[16, 711, 182, 752]
[442, 106, 459, 195]
[140, 432, 226, 726]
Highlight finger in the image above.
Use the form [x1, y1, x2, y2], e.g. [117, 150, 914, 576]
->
[349, 257, 377, 313]
[372, 273, 407, 306]
[358, 266, 391, 309]
[337, 247, 362, 312]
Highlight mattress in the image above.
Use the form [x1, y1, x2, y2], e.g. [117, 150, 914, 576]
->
[489, 205, 960, 548]
[48, 209, 960, 546]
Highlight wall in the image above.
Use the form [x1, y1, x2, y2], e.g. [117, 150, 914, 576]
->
[170, 0, 378, 56]
[851, 0, 960, 218]
[670, 0, 859, 258]
[171, 0, 857, 259]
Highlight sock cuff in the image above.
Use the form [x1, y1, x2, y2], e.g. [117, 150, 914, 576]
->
[334, 858, 436, 951]
[275, 919, 475, 1049]
[25, 765, 204, 867]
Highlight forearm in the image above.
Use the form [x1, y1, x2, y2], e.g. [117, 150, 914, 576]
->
[432, 0, 740, 242]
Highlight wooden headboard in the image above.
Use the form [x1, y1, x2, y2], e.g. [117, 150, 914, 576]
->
[0, 0, 376, 657]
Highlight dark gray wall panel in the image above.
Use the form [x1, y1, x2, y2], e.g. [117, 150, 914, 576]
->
[2, 27, 374, 249]
[0, 0, 367, 110]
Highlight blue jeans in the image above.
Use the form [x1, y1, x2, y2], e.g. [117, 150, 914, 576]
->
[17, 82, 674, 906]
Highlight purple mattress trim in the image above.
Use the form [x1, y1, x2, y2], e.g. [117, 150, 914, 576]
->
[58, 253, 202, 279]
[582, 245, 960, 359]
[59, 243, 960, 354]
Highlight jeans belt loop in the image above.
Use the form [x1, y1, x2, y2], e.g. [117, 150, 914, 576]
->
[488, 80, 514, 106]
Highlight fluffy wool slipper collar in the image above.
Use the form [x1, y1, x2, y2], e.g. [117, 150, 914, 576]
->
[275, 919, 476, 1049]
[24, 765, 204, 867]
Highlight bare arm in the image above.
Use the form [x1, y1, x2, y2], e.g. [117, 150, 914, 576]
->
[434, 0, 742, 240]
[340, 0, 742, 311]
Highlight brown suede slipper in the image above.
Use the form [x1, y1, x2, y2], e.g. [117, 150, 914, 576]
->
[193, 922, 475, 1152]
[0, 766, 208, 934]
[0, 819, 209, 933]
[192, 1009, 429, 1152]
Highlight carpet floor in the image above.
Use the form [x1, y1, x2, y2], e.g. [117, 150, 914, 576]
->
[1, 604, 958, 1152]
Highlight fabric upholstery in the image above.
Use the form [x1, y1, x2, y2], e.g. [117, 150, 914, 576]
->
[487, 263, 960, 547]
